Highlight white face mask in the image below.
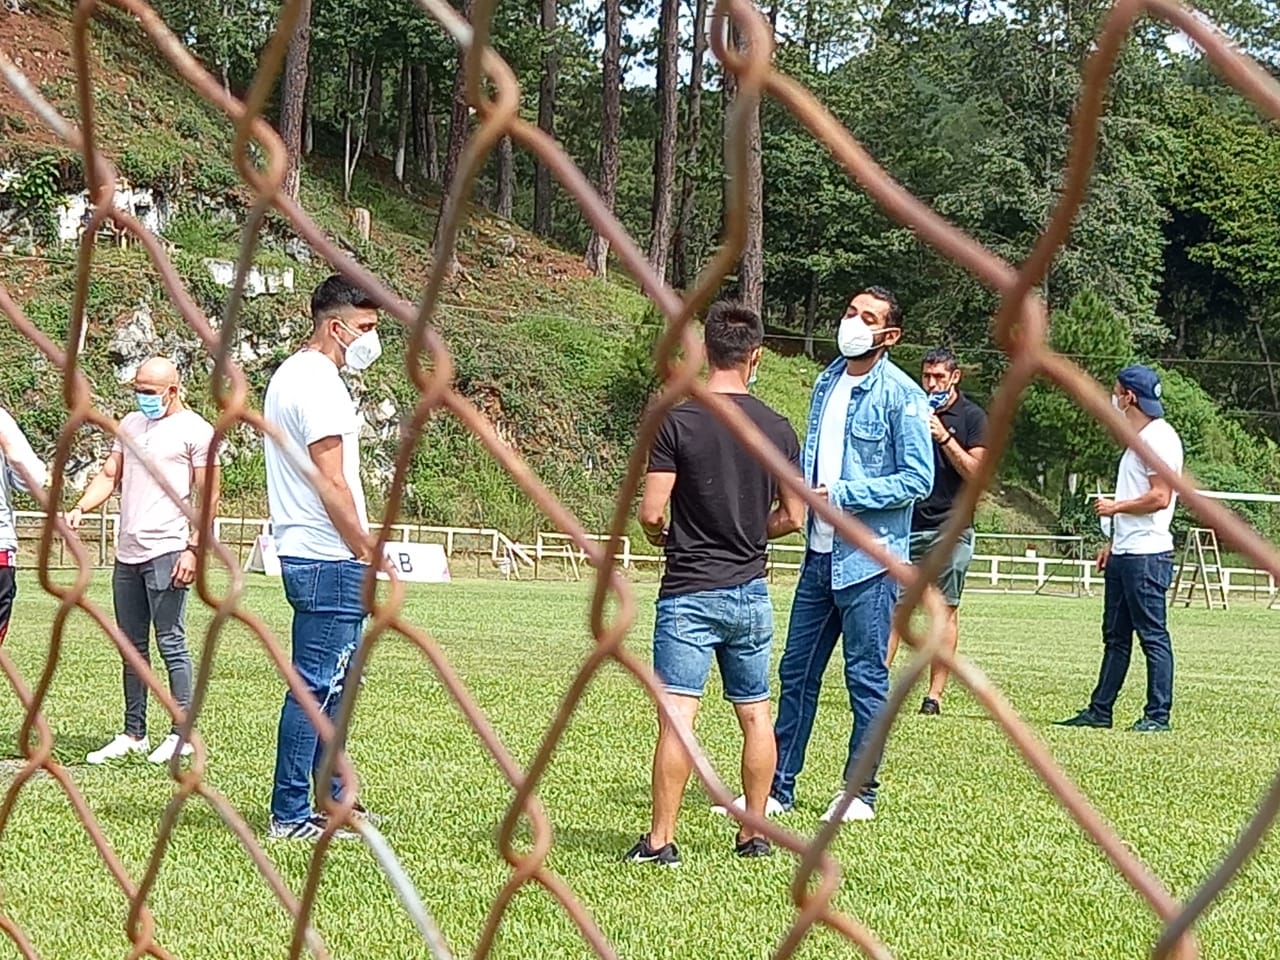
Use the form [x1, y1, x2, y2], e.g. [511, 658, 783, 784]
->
[338, 322, 382, 371]
[837, 315, 878, 359]
[1111, 394, 1122, 411]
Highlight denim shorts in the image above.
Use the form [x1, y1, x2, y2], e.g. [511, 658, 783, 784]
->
[652, 578, 773, 703]
[908, 527, 975, 607]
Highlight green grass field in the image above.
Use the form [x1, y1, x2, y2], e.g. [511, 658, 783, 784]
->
[1, 573, 1278, 960]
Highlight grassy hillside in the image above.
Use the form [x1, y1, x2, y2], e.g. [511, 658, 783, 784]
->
[0, 0, 1055, 542]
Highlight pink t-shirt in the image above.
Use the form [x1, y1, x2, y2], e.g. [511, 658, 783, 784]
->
[111, 409, 217, 564]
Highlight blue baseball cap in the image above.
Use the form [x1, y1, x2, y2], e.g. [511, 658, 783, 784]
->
[1117, 364, 1164, 418]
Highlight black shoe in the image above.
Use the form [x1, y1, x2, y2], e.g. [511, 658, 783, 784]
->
[1129, 718, 1171, 733]
[919, 697, 941, 716]
[1053, 710, 1111, 729]
[623, 834, 680, 866]
[734, 835, 773, 858]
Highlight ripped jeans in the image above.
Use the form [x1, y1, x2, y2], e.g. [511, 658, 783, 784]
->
[271, 556, 370, 824]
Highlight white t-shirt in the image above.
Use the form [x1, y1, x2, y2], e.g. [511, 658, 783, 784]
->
[1111, 418, 1183, 555]
[809, 372, 866, 554]
[263, 351, 369, 560]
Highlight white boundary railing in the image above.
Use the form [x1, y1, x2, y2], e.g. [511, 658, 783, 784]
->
[11, 510, 1280, 599]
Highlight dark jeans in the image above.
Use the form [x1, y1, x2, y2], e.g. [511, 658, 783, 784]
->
[271, 556, 368, 824]
[0, 565, 15, 645]
[772, 551, 897, 807]
[1088, 551, 1175, 725]
[113, 552, 192, 739]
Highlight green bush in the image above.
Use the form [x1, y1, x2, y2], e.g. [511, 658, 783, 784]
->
[119, 138, 187, 189]
[1, 155, 62, 242]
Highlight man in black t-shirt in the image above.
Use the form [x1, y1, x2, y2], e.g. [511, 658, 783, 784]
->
[624, 301, 803, 867]
[887, 347, 988, 715]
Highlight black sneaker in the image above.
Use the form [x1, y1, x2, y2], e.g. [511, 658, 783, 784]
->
[622, 835, 680, 866]
[267, 815, 357, 841]
[919, 697, 941, 716]
[1129, 718, 1171, 733]
[1053, 710, 1111, 729]
[734, 835, 773, 858]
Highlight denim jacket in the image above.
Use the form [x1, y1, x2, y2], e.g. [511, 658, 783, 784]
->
[802, 354, 935, 589]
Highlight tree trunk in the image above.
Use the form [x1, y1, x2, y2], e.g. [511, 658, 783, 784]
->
[395, 58, 410, 182]
[533, 0, 558, 236]
[648, 0, 679, 283]
[495, 135, 514, 219]
[584, 0, 622, 277]
[425, 87, 440, 182]
[279, 0, 312, 201]
[411, 66, 442, 184]
[670, 0, 708, 290]
[434, 10, 473, 276]
[723, 23, 764, 314]
[804, 273, 819, 359]
[440, 45, 469, 196]
[343, 55, 355, 201]
[344, 55, 375, 203]
[367, 57, 384, 150]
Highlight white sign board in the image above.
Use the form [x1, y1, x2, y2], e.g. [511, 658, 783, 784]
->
[377, 542, 451, 583]
[244, 537, 450, 583]
[244, 534, 281, 576]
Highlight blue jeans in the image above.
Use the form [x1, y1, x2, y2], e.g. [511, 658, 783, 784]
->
[1088, 551, 1175, 725]
[653, 579, 772, 703]
[271, 557, 368, 823]
[772, 552, 897, 808]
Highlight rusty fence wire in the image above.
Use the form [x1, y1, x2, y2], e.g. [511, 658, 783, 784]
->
[2, 0, 1280, 957]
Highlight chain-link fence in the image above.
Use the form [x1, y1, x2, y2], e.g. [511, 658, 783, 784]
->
[2, 0, 1280, 957]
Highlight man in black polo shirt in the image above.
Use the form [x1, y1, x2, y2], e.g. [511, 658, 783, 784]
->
[887, 347, 987, 715]
[624, 301, 803, 866]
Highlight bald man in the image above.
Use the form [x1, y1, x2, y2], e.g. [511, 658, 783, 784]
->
[67, 357, 221, 765]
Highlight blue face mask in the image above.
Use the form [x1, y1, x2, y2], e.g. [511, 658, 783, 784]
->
[927, 391, 950, 410]
[136, 391, 167, 420]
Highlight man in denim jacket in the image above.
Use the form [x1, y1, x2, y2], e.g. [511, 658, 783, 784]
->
[769, 286, 933, 823]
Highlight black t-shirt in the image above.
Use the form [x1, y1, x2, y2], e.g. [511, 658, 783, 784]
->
[647, 394, 801, 597]
[912, 391, 988, 531]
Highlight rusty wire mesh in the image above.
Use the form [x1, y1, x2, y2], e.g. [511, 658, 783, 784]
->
[1, 0, 1280, 957]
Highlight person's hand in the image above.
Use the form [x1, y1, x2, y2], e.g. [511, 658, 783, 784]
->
[172, 547, 197, 586]
[643, 526, 667, 548]
[813, 485, 828, 499]
[64, 506, 84, 531]
[1095, 545, 1112, 570]
[928, 414, 950, 444]
[1094, 497, 1119, 518]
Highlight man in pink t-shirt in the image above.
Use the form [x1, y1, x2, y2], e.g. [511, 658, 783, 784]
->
[65, 357, 221, 765]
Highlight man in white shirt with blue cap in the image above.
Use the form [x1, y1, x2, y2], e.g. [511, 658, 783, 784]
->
[1057, 364, 1183, 733]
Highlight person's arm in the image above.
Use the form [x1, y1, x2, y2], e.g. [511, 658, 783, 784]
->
[0, 413, 47, 494]
[766, 425, 805, 538]
[638, 472, 676, 546]
[309, 435, 374, 562]
[1095, 474, 1173, 518]
[172, 461, 221, 587]
[939, 436, 985, 481]
[766, 482, 806, 539]
[828, 397, 935, 512]
[64, 450, 122, 530]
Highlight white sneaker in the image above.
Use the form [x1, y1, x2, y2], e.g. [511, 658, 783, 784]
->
[819, 791, 876, 823]
[86, 734, 150, 765]
[710, 794, 787, 817]
[147, 733, 194, 764]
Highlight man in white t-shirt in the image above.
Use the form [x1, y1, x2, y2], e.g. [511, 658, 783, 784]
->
[1057, 364, 1184, 733]
[67, 357, 220, 765]
[263, 274, 383, 841]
